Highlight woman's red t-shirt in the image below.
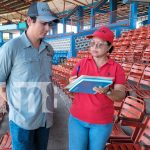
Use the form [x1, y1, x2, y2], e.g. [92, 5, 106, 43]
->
[70, 57, 126, 124]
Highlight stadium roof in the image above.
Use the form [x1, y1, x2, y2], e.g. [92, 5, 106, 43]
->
[0, 0, 100, 24]
[0, 0, 148, 25]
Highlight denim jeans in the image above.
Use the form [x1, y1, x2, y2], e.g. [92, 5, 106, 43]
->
[68, 115, 113, 150]
[9, 120, 50, 150]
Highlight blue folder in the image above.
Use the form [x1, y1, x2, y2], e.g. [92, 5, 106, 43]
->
[65, 75, 113, 94]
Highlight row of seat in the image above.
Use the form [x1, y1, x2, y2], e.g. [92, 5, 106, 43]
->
[115, 25, 150, 42]
[106, 28, 150, 149]
[52, 61, 150, 101]
[112, 43, 150, 64]
[112, 25, 150, 65]
[124, 64, 150, 100]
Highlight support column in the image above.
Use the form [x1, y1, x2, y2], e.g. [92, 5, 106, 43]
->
[62, 18, 66, 34]
[0, 31, 3, 45]
[148, 3, 150, 24]
[109, 0, 117, 24]
[67, 35, 76, 58]
[115, 28, 121, 38]
[76, 6, 84, 32]
[90, 8, 95, 29]
[130, 1, 138, 29]
[9, 33, 13, 39]
[52, 24, 57, 35]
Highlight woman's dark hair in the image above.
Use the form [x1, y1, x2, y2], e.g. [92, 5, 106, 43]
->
[107, 41, 114, 54]
[26, 16, 37, 28]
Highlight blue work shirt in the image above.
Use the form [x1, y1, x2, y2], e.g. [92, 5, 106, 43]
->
[0, 32, 54, 130]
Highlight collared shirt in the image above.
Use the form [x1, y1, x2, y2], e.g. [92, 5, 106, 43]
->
[70, 56, 125, 124]
[0, 32, 54, 130]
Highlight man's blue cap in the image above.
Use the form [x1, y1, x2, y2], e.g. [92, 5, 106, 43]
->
[27, 2, 59, 23]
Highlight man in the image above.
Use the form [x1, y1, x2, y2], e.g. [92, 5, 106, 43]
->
[0, 2, 59, 150]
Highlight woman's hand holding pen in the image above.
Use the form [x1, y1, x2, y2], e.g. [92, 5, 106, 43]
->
[93, 86, 110, 94]
[69, 76, 77, 83]
[69, 66, 80, 83]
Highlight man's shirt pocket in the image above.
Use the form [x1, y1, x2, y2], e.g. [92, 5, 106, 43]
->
[11, 57, 40, 81]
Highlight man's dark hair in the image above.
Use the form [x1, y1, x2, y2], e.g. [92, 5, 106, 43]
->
[26, 16, 37, 28]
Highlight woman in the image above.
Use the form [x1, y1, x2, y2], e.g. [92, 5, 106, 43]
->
[68, 26, 126, 150]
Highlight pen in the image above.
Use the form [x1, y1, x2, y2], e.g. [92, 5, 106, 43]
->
[76, 66, 80, 77]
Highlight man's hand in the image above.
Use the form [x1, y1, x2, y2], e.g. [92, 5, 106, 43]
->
[0, 96, 6, 112]
[0, 86, 7, 113]
[0, 87, 7, 108]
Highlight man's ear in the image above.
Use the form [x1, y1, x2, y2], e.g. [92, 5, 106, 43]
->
[26, 17, 32, 26]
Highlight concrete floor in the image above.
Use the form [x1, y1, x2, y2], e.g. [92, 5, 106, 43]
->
[47, 89, 69, 150]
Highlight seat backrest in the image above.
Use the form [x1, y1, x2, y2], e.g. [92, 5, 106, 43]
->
[123, 52, 134, 63]
[114, 53, 124, 63]
[127, 63, 145, 83]
[134, 44, 145, 53]
[139, 65, 150, 89]
[117, 96, 146, 142]
[142, 46, 150, 64]
[113, 96, 146, 141]
[135, 116, 150, 148]
[118, 96, 145, 121]
[105, 117, 150, 150]
[121, 62, 133, 79]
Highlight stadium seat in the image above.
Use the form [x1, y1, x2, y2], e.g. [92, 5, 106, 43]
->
[125, 63, 145, 92]
[135, 65, 150, 99]
[109, 96, 145, 143]
[106, 116, 150, 150]
[142, 45, 150, 64]
[121, 62, 133, 79]
[0, 132, 12, 150]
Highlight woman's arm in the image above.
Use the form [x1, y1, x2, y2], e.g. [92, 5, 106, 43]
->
[106, 84, 126, 101]
[93, 84, 126, 101]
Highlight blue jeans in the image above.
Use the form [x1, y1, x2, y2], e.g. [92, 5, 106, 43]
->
[68, 115, 113, 150]
[9, 120, 50, 150]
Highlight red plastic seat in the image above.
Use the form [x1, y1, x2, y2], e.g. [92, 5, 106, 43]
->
[135, 65, 150, 99]
[109, 96, 145, 142]
[133, 44, 146, 63]
[0, 132, 12, 150]
[106, 116, 150, 150]
[142, 45, 150, 64]
[125, 63, 145, 92]
[121, 62, 133, 79]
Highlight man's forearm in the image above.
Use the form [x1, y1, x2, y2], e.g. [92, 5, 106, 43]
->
[0, 86, 7, 101]
[107, 89, 126, 102]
